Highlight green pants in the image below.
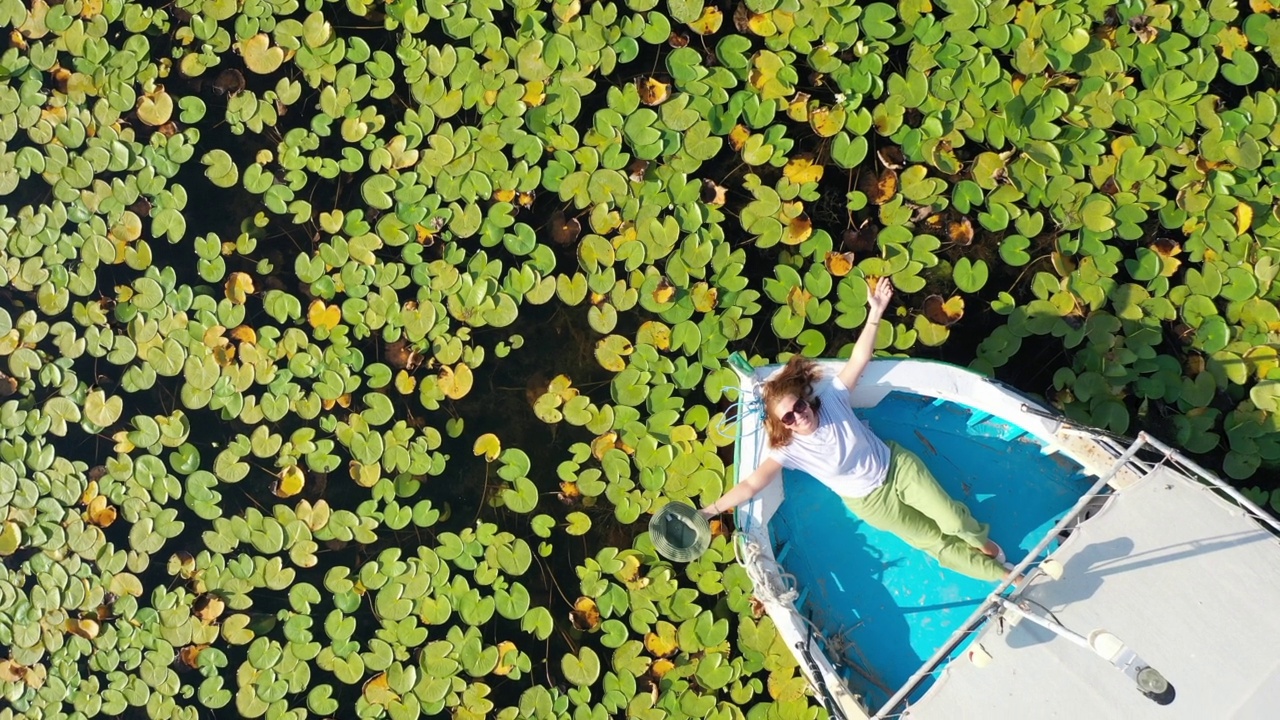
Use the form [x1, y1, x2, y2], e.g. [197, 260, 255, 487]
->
[843, 442, 1007, 582]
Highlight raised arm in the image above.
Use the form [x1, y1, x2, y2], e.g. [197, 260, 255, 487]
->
[698, 457, 783, 519]
[836, 276, 893, 391]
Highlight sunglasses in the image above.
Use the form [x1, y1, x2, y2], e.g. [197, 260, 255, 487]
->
[780, 396, 819, 426]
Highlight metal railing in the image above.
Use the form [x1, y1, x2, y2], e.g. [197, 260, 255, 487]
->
[1141, 433, 1280, 536]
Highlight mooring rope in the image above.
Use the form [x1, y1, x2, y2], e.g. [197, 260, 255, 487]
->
[736, 534, 799, 606]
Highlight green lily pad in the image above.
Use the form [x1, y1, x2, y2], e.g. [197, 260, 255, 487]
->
[953, 258, 989, 293]
[566, 511, 592, 536]
[561, 646, 601, 687]
[84, 389, 123, 427]
[202, 149, 239, 188]
[595, 335, 634, 372]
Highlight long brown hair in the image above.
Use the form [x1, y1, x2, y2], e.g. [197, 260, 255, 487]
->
[762, 355, 823, 448]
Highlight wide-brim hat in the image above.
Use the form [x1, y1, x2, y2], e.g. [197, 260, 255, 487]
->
[649, 501, 711, 562]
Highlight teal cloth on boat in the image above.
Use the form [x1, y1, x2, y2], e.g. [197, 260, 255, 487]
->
[842, 441, 1007, 582]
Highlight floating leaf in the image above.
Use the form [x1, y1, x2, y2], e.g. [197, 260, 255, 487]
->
[1082, 198, 1115, 233]
[136, 86, 173, 126]
[565, 511, 592, 535]
[923, 295, 964, 326]
[494, 641, 519, 676]
[473, 433, 501, 462]
[551, 211, 581, 245]
[687, 6, 722, 34]
[786, 93, 810, 122]
[745, 10, 776, 36]
[591, 432, 619, 461]
[825, 252, 855, 277]
[595, 335, 634, 372]
[1152, 239, 1182, 277]
[307, 300, 340, 330]
[645, 622, 679, 658]
[1237, 203, 1253, 235]
[240, 34, 284, 74]
[439, 363, 474, 399]
[862, 168, 898, 205]
[0, 521, 21, 556]
[701, 179, 727, 206]
[947, 216, 974, 245]
[84, 389, 123, 427]
[569, 597, 601, 631]
[0, 660, 25, 683]
[194, 594, 227, 624]
[637, 321, 671, 350]
[363, 673, 398, 706]
[274, 465, 305, 498]
[85, 495, 117, 528]
[809, 105, 846, 137]
[1221, 51, 1259, 85]
[561, 646, 600, 687]
[692, 283, 718, 313]
[637, 78, 670, 106]
[783, 156, 824, 185]
[202, 149, 239, 188]
[180, 645, 208, 669]
[953, 258, 989, 293]
[225, 272, 254, 305]
[749, 50, 795, 101]
[782, 215, 812, 245]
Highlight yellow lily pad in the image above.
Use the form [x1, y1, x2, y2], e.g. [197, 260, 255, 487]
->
[224, 272, 254, 305]
[240, 34, 284, 74]
[439, 363, 474, 399]
[688, 6, 723, 34]
[637, 77, 670, 106]
[363, 673, 399, 706]
[307, 300, 340, 330]
[0, 521, 20, 556]
[783, 156, 824, 185]
[825, 251, 855, 277]
[782, 215, 812, 245]
[136, 87, 173, 126]
[1237, 202, 1253, 235]
[473, 432, 501, 462]
[274, 465, 305, 498]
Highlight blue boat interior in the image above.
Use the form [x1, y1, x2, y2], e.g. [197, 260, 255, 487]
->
[761, 391, 1095, 709]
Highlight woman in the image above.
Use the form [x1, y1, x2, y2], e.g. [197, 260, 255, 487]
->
[700, 278, 1013, 583]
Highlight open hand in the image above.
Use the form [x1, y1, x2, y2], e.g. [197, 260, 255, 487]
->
[868, 276, 893, 317]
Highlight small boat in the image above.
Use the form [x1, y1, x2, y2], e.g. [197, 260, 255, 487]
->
[730, 357, 1280, 719]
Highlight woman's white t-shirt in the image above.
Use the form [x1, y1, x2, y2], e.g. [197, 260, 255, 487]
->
[767, 374, 890, 498]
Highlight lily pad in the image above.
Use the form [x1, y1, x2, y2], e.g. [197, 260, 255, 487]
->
[241, 34, 285, 74]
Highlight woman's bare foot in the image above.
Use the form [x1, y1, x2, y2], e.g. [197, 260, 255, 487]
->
[981, 540, 1001, 557]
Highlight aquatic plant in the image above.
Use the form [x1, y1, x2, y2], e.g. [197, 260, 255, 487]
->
[1, 0, 1279, 716]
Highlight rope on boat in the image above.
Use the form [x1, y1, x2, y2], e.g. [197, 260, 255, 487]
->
[735, 534, 799, 606]
[737, 531, 895, 709]
[712, 383, 767, 441]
